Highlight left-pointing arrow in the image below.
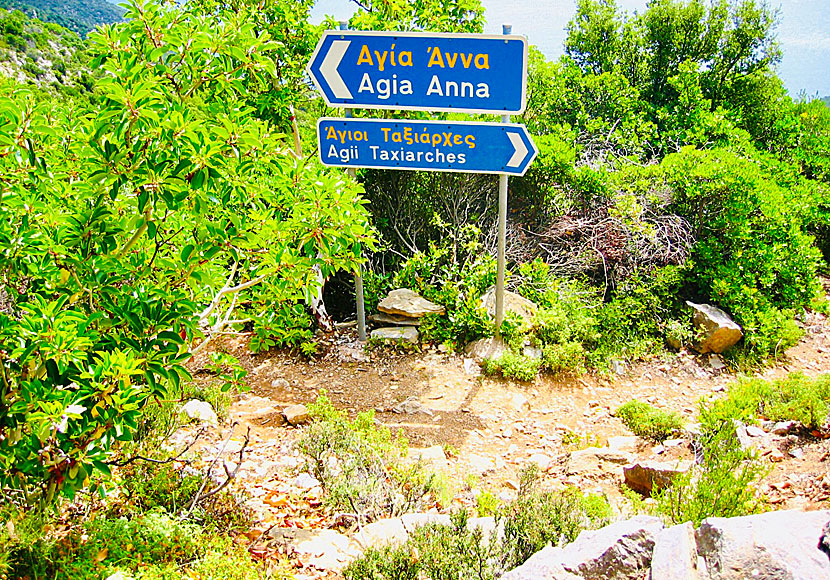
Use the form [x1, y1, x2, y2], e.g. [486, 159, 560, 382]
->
[506, 132, 528, 168]
[321, 40, 352, 99]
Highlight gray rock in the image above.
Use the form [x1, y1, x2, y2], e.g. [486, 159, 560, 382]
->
[268, 528, 359, 571]
[624, 460, 692, 495]
[687, 302, 743, 354]
[480, 286, 538, 323]
[820, 520, 830, 563]
[696, 510, 830, 579]
[370, 326, 419, 344]
[353, 517, 408, 549]
[772, 420, 797, 435]
[293, 473, 320, 489]
[650, 522, 706, 580]
[500, 546, 581, 580]
[567, 447, 632, 476]
[181, 399, 218, 426]
[745, 425, 766, 438]
[708, 354, 727, 372]
[557, 515, 664, 579]
[392, 396, 432, 415]
[283, 403, 310, 425]
[378, 289, 445, 318]
[608, 436, 640, 454]
[270, 377, 290, 389]
[368, 312, 422, 326]
[464, 336, 507, 363]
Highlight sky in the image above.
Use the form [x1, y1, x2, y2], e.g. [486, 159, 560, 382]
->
[310, 0, 830, 99]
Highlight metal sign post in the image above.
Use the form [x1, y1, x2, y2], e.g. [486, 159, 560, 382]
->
[495, 24, 512, 334]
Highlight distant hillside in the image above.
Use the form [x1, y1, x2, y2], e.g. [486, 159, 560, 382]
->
[822, 96, 830, 109]
[0, 8, 94, 96]
[0, 0, 123, 37]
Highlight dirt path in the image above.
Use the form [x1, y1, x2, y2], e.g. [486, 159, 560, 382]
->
[178, 305, 830, 573]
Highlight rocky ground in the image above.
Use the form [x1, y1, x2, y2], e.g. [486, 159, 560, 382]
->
[175, 308, 830, 578]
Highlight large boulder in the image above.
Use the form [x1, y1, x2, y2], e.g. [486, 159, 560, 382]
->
[686, 302, 743, 354]
[695, 510, 830, 579]
[500, 547, 581, 580]
[623, 460, 692, 496]
[650, 522, 706, 580]
[480, 286, 538, 323]
[557, 516, 664, 579]
[378, 289, 445, 318]
[465, 336, 507, 363]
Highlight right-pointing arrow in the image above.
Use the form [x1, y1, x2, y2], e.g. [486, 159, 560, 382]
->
[321, 40, 352, 100]
[506, 132, 528, 168]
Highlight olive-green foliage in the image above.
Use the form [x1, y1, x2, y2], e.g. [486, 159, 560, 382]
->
[297, 394, 437, 522]
[248, 301, 315, 354]
[481, 351, 541, 382]
[663, 147, 819, 361]
[0, 0, 374, 505]
[700, 372, 830, 431]
[344, 466, 611, 580]
[592, 265, 686, 364]
[654, 422, 767, 526]
[3, 509, 267, 580]
[390, 228, 495, 348]
[498, 465, 611, 570]
[615, 399, 683, 442]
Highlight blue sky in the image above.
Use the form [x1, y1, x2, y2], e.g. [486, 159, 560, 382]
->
[311, 0, 830, 99]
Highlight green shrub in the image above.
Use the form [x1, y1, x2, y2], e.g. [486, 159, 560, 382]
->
[615, 400, 683, 442]
[482, 351, 541, 382]
[497, 465, 611, 570]
[701, 372, 830, 431]
[654, 422, 767, 526]
[344, 466, 610, 580]
[542, 341, 587, 374]
[297, 394, 437, 522]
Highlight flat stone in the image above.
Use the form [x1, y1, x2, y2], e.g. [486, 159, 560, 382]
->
[268, 528, 359, 571]
[181, 399, 218, 426]
[368, 312, 422, 327]
[283, 404, 310, 425]
[353, 518, 408, 549]
[687, 301, 743, 354]
[468, 453, 496, 476]
[772, 420, 797, 435]
[378, 289, 445, 318]
[370, 326, 419, 344]
[567, 447, 632, 476]
[623, 460, 692, 495]
[480, 286, 538, 323]
[510, 392, 530, 412]
[696, 509, 830, 580]
[409, 445, 446, 463]
[607, 436, 639, 454]
[651, 522, 705, 580]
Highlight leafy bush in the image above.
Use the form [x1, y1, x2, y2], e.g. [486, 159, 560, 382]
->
[344, 466, 610, 580]
[497, 465, 611, 570]
[297, 394, 437, 523]
[615, 400, 683, 442]
[542, 341, 587, 374]
[482, 351, 541, 382]
[654, 422, 767, 526]
[700, 373, 830, 431]
[248, 302, 316, 354]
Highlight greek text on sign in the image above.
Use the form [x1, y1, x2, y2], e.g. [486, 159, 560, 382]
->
[307, 30, 528, 114]
[317, 118, 538, 176]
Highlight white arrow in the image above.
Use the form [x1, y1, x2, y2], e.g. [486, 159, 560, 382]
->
[506, 131, 528, 168]
[321, 40, 352, 100]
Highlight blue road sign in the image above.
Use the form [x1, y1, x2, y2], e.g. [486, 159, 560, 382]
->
[307, 30, 528, 114]
[317, 118, 537, 176]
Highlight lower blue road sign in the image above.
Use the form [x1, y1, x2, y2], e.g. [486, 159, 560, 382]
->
[317, 118, 538, 176]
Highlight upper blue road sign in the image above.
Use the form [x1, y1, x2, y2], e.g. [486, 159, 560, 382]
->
[317, 118, 538, 176]
[307, 30, 528, 114]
